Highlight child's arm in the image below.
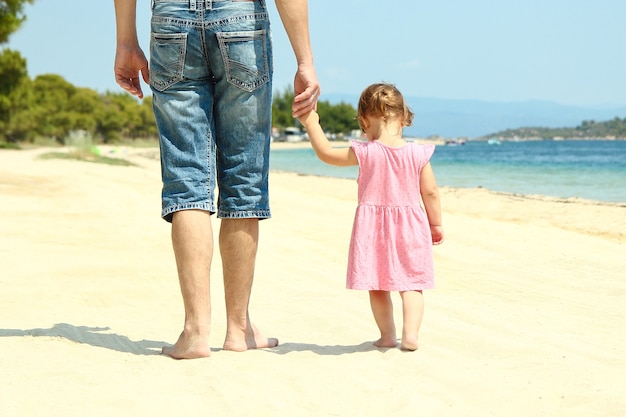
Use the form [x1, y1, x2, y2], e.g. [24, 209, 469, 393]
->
[298, 111, 358, 166]
[419, 162, 444, 245]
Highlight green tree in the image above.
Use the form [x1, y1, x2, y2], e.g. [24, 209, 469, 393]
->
[97, 92, 148, 142]
[2, 75, 33, 142]
[30, 74, 77, 142]
[135, 96, 157, 138]
[271, 86, 295, 128]
[317, 101, 359, 135]
[66, 87, 103, 133]
[272, 87, 360, 136]
[0, 48, 31, 142]
[0, 0, 35, 44]
[0, 0, 36, 143]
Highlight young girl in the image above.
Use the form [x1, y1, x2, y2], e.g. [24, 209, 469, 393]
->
[298, 83, 444, 351]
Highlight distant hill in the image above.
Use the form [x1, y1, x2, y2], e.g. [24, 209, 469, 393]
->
[323, 93, 626, 138]
[482, 117, 626, 140]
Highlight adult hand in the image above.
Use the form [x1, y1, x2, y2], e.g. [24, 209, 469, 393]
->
[114, 44, 150, 99]
[292, 63, 320, 118]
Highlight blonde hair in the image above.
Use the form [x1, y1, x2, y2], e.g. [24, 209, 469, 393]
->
[357, 83, 414, 132]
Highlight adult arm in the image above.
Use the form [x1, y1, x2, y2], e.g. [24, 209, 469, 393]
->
[113, 0, 149, 98]
[274, 0, 320, 117]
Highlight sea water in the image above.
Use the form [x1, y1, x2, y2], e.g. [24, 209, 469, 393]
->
[270, 140, 626, 204]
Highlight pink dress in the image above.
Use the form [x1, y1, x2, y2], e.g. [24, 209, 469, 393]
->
[347, 140, 436, 291]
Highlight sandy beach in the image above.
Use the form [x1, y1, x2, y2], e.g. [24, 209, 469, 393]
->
[1, 146, 625, 417]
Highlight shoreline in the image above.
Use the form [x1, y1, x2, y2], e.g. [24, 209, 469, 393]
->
[269, 170, 625, 242]
[5, 146, 625, 208]
[270, 137, 445, 150]
[272, 167, 626, 206]
[270, 140, 626, 206]
[269, 137, 626, 148]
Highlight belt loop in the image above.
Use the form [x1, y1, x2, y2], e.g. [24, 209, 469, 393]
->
[189, 0, 197, 10]
[206, 0, 211, 11]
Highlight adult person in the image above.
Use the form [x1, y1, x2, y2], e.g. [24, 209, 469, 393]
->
[113, 0, 319, 359]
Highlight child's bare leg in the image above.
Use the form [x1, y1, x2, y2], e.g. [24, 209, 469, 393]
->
[399, 290, 424, 351]
[369, 290, 397, 347]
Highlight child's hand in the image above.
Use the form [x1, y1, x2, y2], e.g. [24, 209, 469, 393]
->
[430, 225, 444, 245]
[297, 109, 319, 127]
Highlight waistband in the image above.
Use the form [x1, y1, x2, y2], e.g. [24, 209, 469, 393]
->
[152, 0, 260, 10]
[153, 0, 257, 3]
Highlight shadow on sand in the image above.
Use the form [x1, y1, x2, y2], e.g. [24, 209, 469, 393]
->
[0, 323, 166, 356]
[267, 341, 385, 356]
[1, 324, 393, 357]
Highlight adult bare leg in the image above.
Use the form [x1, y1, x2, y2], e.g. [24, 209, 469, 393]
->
[220, 218, 278, 351]
[399, 290, 424, 351]
[162, 210, 213, 359]
[369, 290, 398, 347]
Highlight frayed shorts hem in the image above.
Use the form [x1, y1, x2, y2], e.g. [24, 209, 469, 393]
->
[161, 205, 271, 223]
[218, 209, 271, 220]
[162, 203, 215, 223]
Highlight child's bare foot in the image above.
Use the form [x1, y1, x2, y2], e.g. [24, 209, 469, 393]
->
[162, 329, 211, 359]
[373, 337, 398, 348]
[400, 337, 419, 351]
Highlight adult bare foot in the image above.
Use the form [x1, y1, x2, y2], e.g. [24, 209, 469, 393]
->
[373, 337, 398, 348]
[161, 328, 211, 359]
[223, 323, 279, 352]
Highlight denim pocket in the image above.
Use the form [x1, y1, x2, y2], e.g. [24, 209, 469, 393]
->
[217, 29, 269, 92]
[150, 32, 188, 92]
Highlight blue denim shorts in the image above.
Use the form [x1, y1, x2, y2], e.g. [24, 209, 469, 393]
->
[150, 0, 273, 222]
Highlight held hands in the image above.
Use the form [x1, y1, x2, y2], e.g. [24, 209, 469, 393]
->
[297, 108, 319, 129]
[114, 44, 150, 99]
[292, 63, 320, 118]
[430, 225, 444, 245]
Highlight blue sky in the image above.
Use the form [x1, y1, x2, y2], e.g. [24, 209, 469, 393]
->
[7, 0, 626, 106]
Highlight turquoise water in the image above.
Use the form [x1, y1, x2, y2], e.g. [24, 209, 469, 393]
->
[270, 140, 626, 203]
